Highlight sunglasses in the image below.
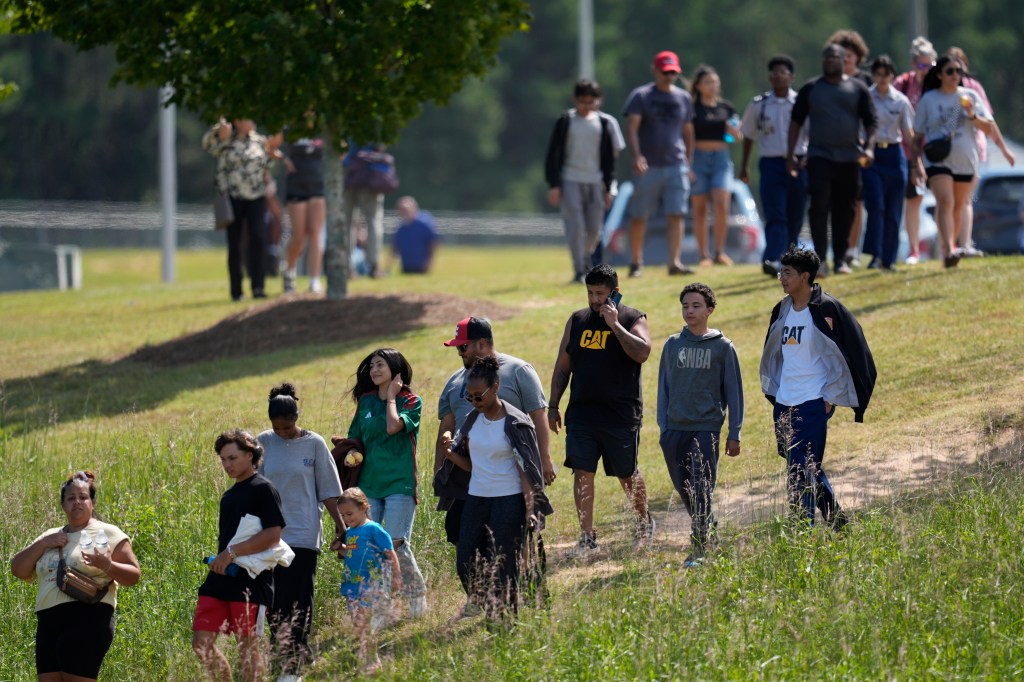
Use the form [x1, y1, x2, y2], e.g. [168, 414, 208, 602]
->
[467, 385, 495, 404]
[660, 70, 679, 76]
[456, 342, 471, 354]
[944, 67, 962, 76]
[914, 62, 933, 70]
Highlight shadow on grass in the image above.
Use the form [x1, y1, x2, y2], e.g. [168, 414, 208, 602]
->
[0, 293, 515, 437]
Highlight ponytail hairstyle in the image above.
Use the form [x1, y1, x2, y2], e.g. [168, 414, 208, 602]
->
[468, 355, 501, 387]
[268, 382, 299, 421]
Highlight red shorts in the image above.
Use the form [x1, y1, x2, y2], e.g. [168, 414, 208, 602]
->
[192, 596, 266, 637]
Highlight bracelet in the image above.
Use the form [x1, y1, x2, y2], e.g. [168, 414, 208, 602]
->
[547, 405, 560, 411]
[387, 399, 397, 404]
[227, 545, 238, 559]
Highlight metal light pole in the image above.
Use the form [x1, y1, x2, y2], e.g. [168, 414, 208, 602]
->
[908, 0, 928, 39]
[159, 85, 177, 283]
[579, 0, 594, 79]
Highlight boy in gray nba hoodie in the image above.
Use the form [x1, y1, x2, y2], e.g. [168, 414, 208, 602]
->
[657, 283, 743, 566]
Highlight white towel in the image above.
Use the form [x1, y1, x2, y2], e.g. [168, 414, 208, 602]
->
[228, 514, 295, 579]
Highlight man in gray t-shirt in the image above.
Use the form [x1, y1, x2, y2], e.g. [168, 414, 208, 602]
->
[622, 50, 697, 278]
[434, 316, 552, 543]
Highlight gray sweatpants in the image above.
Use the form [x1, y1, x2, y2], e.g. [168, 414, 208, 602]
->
[561, 180, 605, 276]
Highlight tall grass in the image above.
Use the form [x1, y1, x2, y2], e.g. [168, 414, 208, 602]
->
[1, 248, 1023, 679]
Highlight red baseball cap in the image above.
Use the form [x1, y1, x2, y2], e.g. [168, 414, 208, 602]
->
[653, 50, 682, 74]
[443, 317, 493, 347]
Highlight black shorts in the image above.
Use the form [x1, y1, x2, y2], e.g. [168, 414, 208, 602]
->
[286, 193, 325, 203]
[926, 167, 974, 184]
[36, 601, 115, 678]
[564, 424, 640, 478]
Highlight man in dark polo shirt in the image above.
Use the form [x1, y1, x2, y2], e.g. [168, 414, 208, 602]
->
[548, 264, 654, 557]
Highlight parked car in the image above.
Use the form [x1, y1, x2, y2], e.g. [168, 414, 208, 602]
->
[603, 178, 766, 266]
[970, 168, 1024, 254]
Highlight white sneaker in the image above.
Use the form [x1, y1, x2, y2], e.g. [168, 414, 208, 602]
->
[309, 276, 323, 294]
[408, 595, 428, 619]
[276, 675, 302, 682]
[282, 269, 297, 293]
[904, 254, 920, 266]
[370, 605, 400, 632]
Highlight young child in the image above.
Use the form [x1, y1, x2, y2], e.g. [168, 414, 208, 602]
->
[657, 283, 743, 567]
[332, 487, 403, 676]
[192, 429, 286, 682]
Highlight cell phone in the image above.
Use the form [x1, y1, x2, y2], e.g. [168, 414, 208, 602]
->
[608, 290, 622, 308]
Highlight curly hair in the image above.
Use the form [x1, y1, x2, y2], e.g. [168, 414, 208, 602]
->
[214, 428, 264, 467]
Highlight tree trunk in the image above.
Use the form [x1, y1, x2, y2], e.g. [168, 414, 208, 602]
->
[323, 134, 349, 299]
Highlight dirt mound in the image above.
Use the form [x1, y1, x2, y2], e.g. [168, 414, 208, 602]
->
[126, 293, 516, 367]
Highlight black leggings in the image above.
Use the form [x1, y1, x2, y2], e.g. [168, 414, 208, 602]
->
[36, 601, 115, 679]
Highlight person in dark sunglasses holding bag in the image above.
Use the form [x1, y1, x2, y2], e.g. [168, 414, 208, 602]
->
[912, 55, 1000, 268]
[10, 471, 141, 682]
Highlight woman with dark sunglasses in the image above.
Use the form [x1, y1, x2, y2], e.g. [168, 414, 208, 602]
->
[912, 55, 1001, 268]
[440, 356, 552, 623]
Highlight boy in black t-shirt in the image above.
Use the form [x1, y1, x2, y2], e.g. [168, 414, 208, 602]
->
[192, 429, 285, 682]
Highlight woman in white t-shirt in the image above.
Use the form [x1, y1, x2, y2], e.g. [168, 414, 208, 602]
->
[443, 356, 541, 621]
[912, 55, 1001, 268]
[10, 471, 141, 682]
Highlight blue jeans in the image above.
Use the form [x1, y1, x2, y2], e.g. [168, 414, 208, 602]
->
[773, 398, 839, 524]
[760, 156, 807, 262]
[456, 493, 526, 611]
[691, 148, 733, 195]
[862, 145, 907, 267]
[367, 494, 426, 598]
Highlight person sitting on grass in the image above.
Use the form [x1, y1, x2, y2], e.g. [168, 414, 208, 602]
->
[657, 283, 743, 567]
[332, 487, 403, 677]
[192, 429, 285, 682]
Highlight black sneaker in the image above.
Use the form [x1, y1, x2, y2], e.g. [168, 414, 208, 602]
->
[762, 260, 780, 277]
[567, 532, 599, 558]
[628, 263, 643, 278]
[827, 508, 850, 533]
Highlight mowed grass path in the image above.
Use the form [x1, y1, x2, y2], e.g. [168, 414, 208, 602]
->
[1, 246, 1023, 679]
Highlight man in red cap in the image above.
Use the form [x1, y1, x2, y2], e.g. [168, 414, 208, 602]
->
[622, 50, 696, 277]
[434, 317, 553, 542]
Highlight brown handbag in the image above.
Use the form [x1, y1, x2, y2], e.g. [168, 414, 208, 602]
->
[56, 548, 110, 604]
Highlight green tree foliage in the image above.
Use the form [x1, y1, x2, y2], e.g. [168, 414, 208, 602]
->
[2, 0, 531, 297]
[0, 0, 1020, 215]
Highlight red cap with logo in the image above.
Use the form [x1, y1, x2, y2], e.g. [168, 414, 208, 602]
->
[443, 317, 493, 347]
[653, 50, 682, 74]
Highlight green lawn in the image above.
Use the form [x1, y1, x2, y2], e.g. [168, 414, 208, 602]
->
[1, 246, 1022, 680]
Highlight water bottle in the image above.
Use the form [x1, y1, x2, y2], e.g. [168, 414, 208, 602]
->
[724, 115, 741, 144]
[204, 556, 243, 577]
[94, 529, 110, 556]
[79, 532, 94, 553]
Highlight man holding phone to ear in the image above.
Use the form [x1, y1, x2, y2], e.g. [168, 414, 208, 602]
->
[549, 264, 654, 558]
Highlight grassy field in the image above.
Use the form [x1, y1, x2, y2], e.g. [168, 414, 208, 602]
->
[1, 246, 1023, 680]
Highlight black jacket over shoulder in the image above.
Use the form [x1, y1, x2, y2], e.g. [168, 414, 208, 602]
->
[433, 401, 553, 527]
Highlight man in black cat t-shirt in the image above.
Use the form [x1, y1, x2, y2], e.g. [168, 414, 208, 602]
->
[548, 264, 655, 558]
